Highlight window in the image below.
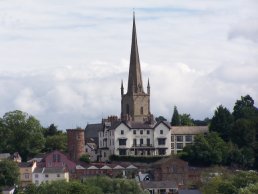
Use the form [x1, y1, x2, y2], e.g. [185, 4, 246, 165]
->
[119, 139, 126, 146]
[140, 138, 143, 145]
[45, 174, 49, 178]
[140, 130, 143, 135]
[35, 174, 38, 178]
[140, 107, 143, 114]
[57, 174, 60, 177]
[121, 130, 124, 135]
[171, 135, 174, 142]
[176, 143, 183, 149]
[57, 154, 61, 162]
[133, 130, 136, 134]
[147, 138, 150, 146]
[119, 149, 126, 156]
[185, 135, 193, 142]
[171, 143, 175, 149]
[158, 149, 166, 155]
[176, 135, 183, 142]
[147, 130, 150, 135]
[104, 152, 106, 157]
[158, 138, 166, 145]
[133, 139, 137, 146]
[160, 130, 163, 134]
[35, 180, 39, 185]
[24, 173, 30, 179]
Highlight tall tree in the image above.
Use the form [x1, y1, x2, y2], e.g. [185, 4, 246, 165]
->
[1, 110, 45, 161]
[45, 123, 58, 137]
[180, 114, 194, 126]
[210, 105, 233, 142]
[171, 106, 180, 126]
[233, 95, 257, 120]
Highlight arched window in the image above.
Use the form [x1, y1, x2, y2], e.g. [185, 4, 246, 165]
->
[140, 107, 143, 114]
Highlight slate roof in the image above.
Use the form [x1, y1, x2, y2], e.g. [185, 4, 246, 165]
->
[85, 123, 103, 138]
[18, 162, 34, 168]
[171, 126, 208, 135]
[34, 167, 66, 174]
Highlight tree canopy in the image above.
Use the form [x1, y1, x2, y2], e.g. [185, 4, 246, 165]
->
[22, 177, 147, 194]
[0, 160, 19, 187]
[0, 110, 45, 161]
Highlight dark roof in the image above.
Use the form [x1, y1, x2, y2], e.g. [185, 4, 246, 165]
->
[85, 123, 103, 138]
[18, 162, 34, 168]
[34, 167, 66, 174]
[152, 156, 188, 166]
[141, 181, 177, 189]
[127, 121, 154, 129]
[179, 190, 202, 194]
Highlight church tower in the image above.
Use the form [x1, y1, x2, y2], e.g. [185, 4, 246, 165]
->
[121, 13, 152, 123]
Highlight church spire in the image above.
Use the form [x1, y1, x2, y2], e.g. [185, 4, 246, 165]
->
[127, 12, 144, 95]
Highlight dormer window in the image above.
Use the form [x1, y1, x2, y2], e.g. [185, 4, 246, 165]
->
[121, 130, 124, 135]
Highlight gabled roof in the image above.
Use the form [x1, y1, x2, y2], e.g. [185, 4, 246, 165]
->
[171, 126, 208, 135]
[154, 120, 171, 129]
[18, 162, 34, 168]
[85, 123, 103, 137]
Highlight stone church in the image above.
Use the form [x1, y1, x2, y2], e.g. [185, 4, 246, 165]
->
[85, 14, 208, 162]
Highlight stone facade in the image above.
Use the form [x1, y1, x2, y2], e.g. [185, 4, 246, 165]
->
[67, 128, 85, 161]
[121, 13, 152, 123]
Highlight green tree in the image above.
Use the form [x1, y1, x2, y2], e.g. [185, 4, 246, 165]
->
[180, 133, 228, 166]
[45, 133, 67, 152]
[0, 160, 19, 187]
[44, 124, 58, 137]
[1, 110, 45, 161]
[210, 105, 233, 142]
[171, 106, 180, 126]
[80, 154, 90, 163]
[180, 113, 194, 126]
[233, 95, 257, 120]
[231, 119, 255, 148]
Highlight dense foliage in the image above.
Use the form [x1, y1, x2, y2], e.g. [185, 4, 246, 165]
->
[0, 160, 19, 188]
[21, 176, 147, 194]
[0, 110, 45, 161]
[0, 110, 67, 162]
[201, 171, 258, 194]
[181, 95, 258, 168]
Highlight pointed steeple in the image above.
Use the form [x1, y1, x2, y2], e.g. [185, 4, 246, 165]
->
[147, 78, 150, 95]
[121, 80, 124, 97]
[127, 12, 144, 95]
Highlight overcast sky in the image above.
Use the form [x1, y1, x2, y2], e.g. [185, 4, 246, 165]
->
[0, 0, 257, 130]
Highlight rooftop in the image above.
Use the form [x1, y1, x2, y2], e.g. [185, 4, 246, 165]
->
[171, 126, 209, 135]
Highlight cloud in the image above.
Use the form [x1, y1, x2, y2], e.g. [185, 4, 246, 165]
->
[0, 0, 257, 129]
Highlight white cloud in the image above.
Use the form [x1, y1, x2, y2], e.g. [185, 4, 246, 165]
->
[0, 0, 257, 129]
